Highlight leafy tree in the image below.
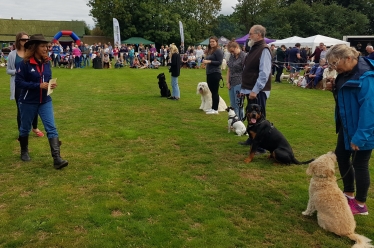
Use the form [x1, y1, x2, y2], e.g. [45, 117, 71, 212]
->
[212, 14, 246, 40]
[87, 0, 221, 45]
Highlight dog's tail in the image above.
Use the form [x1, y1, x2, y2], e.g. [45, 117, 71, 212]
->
[348, 233, 373, 248]
[292, 158, 315, 165]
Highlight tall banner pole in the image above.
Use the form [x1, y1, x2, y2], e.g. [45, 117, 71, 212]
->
[179, 21, 184, 43]
[113, 18, 121, 47]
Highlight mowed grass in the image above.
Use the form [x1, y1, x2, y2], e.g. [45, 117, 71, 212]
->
[0, 65, 373, 247]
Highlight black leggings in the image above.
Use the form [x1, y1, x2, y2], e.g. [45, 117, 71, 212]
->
[207, 72, 221, 111]
[335, 128, 372, 202]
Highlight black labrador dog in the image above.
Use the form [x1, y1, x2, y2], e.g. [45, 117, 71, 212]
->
[244, 103, 314, 165]
[157, 73, 171, 97]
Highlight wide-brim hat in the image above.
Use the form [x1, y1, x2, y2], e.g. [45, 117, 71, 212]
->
[24, 34, 49, 49]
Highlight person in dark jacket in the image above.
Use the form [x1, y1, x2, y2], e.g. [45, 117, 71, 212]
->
[15, 34, 68, 169]
[274, 45, 287, 83]
[167, 44, 181, 100]
[326, 44, 374, 215]
[202, 36, 224, 114]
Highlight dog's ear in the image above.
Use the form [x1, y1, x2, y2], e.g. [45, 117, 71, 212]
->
[306, 161, 314, 176]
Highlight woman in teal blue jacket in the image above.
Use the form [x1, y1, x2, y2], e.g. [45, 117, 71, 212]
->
[326, 44, 374, 215]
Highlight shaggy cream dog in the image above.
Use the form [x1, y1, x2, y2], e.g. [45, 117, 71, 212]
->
[302, 152, 373, 248]
[196, 82, 227, 112]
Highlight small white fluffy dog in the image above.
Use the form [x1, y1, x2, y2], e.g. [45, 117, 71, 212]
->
[221, 59, 227, 70]
[225, 107, 247, 136]
[302, 152, 373, 248]
[196, 82, 227, 112]
[280, 73, 290, 81]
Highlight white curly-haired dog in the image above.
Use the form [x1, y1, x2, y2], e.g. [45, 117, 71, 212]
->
[302, 152, 373, 248]
[196, 82, 227, 112]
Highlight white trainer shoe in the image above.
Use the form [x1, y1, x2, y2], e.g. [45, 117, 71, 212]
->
[204, 108, 213, 112]
[206, 110, 219, 115]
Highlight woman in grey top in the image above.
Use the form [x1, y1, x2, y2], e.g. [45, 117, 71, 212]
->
[6, 32, 44, 137]
[227, 40, 246, 120]
[202, 36, 224, 115]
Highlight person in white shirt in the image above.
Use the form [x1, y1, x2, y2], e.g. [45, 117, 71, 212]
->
[187, 53, 196, 68]
[322, 66, 337, 90]
[195, 45, 204, 68]
[151, 58, 161, 69]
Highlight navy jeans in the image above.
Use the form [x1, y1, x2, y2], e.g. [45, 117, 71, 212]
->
[19, 101, 58, 139]
[335, 128, 372, 203]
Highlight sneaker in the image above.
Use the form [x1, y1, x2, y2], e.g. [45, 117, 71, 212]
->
[345, 195, 355, 206]
[349, 200, 369, 215]
[206, 110, 218, 115]
[204, 108, 213, 112]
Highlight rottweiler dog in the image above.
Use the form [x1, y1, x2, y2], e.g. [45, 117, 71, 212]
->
[244, 104, 314, 165]
[157, 73, 171, 97]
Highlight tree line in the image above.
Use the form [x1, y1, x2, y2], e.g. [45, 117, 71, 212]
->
[87, 0, 374, 45]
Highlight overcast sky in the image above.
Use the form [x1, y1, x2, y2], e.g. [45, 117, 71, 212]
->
[0, 0, 237, 28]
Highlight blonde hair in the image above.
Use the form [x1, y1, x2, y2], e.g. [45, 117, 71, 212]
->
[169, 44, 179, 57]
[325, 44, 360, 63]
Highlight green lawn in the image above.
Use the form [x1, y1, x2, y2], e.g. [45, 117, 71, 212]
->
[0, 66, 373, 247]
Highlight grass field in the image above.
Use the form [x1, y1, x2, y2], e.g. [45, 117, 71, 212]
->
[0, 65, 373, 247]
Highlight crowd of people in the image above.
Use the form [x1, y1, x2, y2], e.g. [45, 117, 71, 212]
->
[35, 41, 214, 70]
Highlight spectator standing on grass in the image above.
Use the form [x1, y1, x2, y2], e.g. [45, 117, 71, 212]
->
[288, 43, 302, 81]
[202, 36, 224, 115]
[226, 40, 246, 120]
[238, 25, 271, 150]
[309, 42, 324, 64]
[72, 45, 81, 68]
[274, 45, 287, 83]
[128, 45, 135, 66]
[6, 32, 44, 138]
[326, 44, 374, 215]
[195, 45, 204, 68]
[149, 44, 157, 61]
[167, 44, 181, 100]
[51, 42, 61, 67]
[15, 34, 68, 169]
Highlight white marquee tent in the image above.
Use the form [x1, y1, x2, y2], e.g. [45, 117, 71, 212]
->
[269, 35, 350, 52]
[269, 36, 303, 48]
[297, 35, 350, 50]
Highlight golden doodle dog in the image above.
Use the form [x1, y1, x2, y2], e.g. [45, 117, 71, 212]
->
[302, 152, 373, 248]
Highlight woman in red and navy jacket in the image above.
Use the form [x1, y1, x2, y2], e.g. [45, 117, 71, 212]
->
[15, 34, 68, 169]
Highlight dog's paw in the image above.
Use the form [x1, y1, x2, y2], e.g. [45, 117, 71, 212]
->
[302, 211, 312, 216]
[244, 158, 252, 164]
